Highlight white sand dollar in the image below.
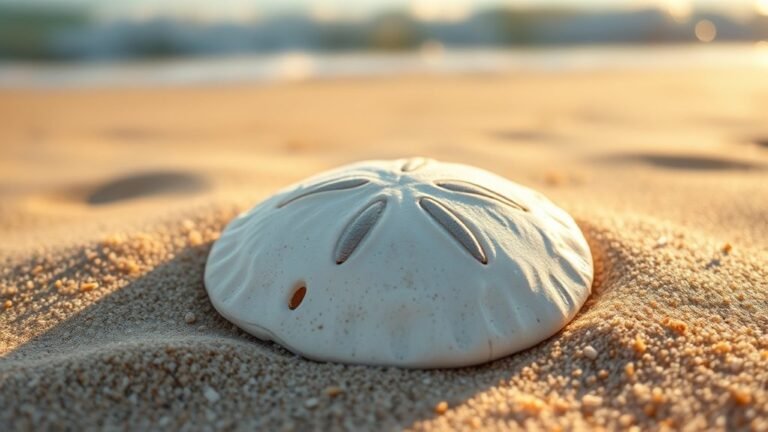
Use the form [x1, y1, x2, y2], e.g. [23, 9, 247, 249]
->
[204, 158, 593, 368]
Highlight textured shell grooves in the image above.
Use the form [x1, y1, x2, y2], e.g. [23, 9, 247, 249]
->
[535, 224, 588, 290]
[549, 273, 575, 313]
[205, 158, 595, 368]
[435, 180, 528, 212]
[418, 197, 488, 264]
[401, 157, 428, 172]
[277, 177, 370, 208]
[334, 199, 387, 264]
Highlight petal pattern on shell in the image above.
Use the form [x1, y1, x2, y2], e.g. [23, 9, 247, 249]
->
[418, 197, 488, 265]
[435, 179, 528, 212]
[277, 177, 370, 208]
[400, 157, 429, 172]
[334, 199, 387, 264]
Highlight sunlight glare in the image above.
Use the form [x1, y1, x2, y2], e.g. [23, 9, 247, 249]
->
[310, 3, 340, 23]
[757, 0, 768, 15]
[274, 52, 315, 82]
[664, 0, 692, 22]
[756, 41, 768, 67]
[694, 20, 717, 43]
[410, 0, 471, 23]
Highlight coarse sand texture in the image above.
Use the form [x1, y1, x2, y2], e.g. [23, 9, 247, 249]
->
[0, 69, 767, 430]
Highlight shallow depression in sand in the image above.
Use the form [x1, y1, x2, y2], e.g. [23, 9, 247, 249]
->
[603, 152, 763, 171]
[87, 171, 210, 205]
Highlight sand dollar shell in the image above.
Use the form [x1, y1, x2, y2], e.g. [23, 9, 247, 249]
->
[204, 158, 593, 368]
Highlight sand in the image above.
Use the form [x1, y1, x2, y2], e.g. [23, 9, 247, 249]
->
[1, 67, 767, 430]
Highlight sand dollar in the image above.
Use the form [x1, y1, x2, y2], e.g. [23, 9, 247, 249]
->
[204, 158, 593, 368]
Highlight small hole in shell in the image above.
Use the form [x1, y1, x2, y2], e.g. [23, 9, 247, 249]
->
[288, 284, 307, 310]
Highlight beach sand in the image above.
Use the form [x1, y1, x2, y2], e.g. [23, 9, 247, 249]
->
[1, 68, 767, 430]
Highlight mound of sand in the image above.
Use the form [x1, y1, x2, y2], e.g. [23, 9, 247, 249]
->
[1, 68, 767, 430]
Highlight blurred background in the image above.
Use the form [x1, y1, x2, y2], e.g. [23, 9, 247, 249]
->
[0, 0, 766, 255]
[1, 0, 768, 85]
[1, 0, 767, 243]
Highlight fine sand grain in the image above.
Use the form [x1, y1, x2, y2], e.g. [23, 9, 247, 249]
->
[1, 68, 767, 430]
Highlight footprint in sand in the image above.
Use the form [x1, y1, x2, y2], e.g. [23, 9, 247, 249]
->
[87, 171, 209, 205]
[607, 153, 761, 171]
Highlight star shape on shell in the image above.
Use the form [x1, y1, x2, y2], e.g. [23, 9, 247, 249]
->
[204, 157, 593, 368]
[276, 157, 529, 267]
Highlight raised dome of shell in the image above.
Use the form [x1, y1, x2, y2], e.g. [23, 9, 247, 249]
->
[204, 158, 593, 368]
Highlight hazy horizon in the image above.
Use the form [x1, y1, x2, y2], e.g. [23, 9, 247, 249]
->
[2, 0, 768, 61]
[1, 0, 767, 22]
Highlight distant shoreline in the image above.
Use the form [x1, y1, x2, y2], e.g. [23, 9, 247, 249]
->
[1, 43, 766, 88]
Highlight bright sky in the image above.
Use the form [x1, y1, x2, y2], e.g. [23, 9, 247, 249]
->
[6, 0, 767, 21]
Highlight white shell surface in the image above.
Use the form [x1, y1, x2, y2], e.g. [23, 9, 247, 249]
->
[204, 158, 593, 368]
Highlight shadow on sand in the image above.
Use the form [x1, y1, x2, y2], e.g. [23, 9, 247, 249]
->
[602, 152, 763, 171]
[87, 171, 210, 205]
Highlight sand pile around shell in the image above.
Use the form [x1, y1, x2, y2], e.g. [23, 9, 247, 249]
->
[1, 200, 766, 430]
